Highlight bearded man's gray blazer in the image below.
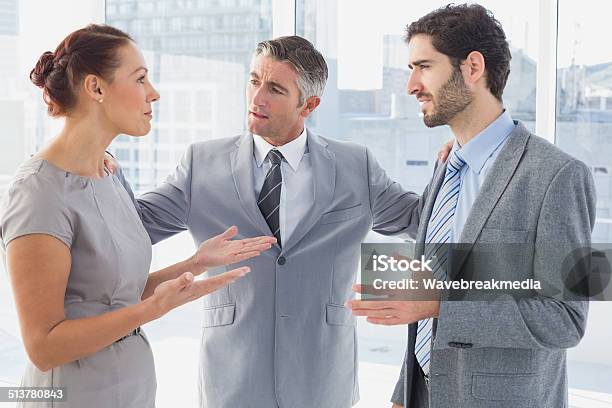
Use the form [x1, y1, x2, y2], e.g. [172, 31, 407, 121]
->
[392, 121, 596, 408]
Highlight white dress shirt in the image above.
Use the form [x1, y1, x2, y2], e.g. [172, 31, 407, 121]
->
[252, 128, 314, 243]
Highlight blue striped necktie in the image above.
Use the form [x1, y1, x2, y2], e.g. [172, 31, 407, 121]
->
[415, 149, 466, 376]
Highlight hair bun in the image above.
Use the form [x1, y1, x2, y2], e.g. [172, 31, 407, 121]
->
[29, 51, 56, 88]
[30, 25, 132, 117]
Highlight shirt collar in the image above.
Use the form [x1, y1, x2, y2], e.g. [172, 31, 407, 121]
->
[253, 127, 308, 172]
[454, 110, 515, 174]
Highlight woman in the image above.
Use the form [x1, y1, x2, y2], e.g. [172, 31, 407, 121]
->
[0, 24, 275, 407]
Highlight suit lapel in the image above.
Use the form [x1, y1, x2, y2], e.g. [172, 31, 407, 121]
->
[281, 130, 336, 254]
[453, 122, 531, 273]
[230, 132, 275, 238]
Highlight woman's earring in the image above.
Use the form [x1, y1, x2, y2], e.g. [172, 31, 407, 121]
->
[98, 99, 103, 103]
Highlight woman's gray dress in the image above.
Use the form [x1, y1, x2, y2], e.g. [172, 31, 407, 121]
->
[0, 158, 156, 407]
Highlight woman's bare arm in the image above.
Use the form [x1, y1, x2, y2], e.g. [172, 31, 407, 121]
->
[7, 233, 250, 372]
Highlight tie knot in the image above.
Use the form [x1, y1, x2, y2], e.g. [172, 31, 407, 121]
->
[446, 150, 466, 175]
[267, 149, 284, 165]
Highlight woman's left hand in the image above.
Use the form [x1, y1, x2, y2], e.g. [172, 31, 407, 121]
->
[190, 226, 276, 274]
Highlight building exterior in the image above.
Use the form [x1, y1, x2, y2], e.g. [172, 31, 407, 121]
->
[106, 0, 272, 192]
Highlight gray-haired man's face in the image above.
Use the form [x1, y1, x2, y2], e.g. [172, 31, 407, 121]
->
[246, 55, 307, 144]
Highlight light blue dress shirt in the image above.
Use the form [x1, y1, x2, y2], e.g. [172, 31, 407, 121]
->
[252, 128, 313, 243]
[451, 110, 516, 241]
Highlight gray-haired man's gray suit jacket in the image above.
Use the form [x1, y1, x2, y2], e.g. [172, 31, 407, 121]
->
[391, 121, 596, 408]
[130, 130, 423, 408]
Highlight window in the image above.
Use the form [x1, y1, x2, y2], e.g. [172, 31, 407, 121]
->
[0, 0, 105, 390]
[556, 2, 612, 402]
[298, 0, 536, 198]
[557, 0, 612, 242]
[105, 1, 273, 405]
[295, 0, 610, 406]
[114, 148, 130, 161]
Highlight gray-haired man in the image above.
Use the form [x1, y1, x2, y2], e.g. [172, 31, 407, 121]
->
[119, 36, 428, 407]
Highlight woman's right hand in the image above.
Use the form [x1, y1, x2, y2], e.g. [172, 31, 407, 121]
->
[189, 226, 276, 275]
[148, 267, 250, 318]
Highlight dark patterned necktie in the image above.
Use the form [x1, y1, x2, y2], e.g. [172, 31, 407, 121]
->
[258, 149, 284, 246]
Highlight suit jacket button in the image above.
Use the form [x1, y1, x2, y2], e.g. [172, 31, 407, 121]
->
[277, 256, 286, 265]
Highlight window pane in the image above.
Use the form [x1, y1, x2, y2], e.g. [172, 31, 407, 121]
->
[556, 0, 612, 400]
[557, 0, 612, 243]
[105, 1, 272, 405]
[0, 0, 104, 390]
[297, 0, 537, 405]
[107, 0, 272, 194]
[298, 0, 536, 202]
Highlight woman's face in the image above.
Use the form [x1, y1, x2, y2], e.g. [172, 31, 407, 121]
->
[100, 41, 160, 137]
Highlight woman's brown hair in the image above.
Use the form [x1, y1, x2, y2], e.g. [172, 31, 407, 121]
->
[30, 24, 133, 117]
